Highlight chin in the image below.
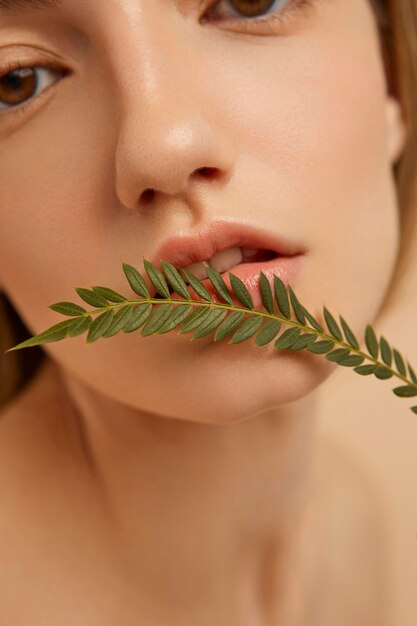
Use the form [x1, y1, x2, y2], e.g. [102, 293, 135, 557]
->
[123, 355, 336, 425]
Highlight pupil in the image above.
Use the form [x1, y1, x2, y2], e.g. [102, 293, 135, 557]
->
[0, 68, 37, 106]
[229, 0, 276, 18]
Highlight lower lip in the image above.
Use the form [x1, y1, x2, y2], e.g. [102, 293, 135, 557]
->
[192, 253, 305, 311]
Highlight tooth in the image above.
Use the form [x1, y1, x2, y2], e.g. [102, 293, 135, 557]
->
[182, 246, 244, 283]
[241, 247, 259, 260]
[182, 261, 210, 282]
[208, 247, 243, 273]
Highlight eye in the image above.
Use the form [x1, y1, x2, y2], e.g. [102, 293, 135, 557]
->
[0, 62, 67, 114]
[201, 0, 317, 34]
[210, 0, 290, 19]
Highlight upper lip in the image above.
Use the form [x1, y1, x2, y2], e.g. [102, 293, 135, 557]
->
[144, 220, 304, 296]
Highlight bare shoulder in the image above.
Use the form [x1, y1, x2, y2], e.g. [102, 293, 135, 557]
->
[310, 434, 391, 626]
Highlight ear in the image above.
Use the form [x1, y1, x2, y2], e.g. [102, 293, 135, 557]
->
[385, 95, 407, 165]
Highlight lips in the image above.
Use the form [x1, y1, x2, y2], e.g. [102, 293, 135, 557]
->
[145, 220, 305, 298]
[200, 253, 305, 309]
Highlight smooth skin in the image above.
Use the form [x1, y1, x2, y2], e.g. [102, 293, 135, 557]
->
[0, 0, 407, 624]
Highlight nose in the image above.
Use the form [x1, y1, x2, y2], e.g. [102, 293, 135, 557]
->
[112, 15, 236, 213]
[115, 110, 235, 212]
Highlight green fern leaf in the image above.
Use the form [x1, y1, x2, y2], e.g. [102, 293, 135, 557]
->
[143, 259, 171, 299]
[407, 362, 417, 385]
[141, 303, 174, 336]
[178, 307, 212, 333]
[49, 302, 87, 317]
[337, 354, 365, 367]
[228, 272, 253, 310]
[393, 385, 417, 398]
[255, 319, 282, 347]
[393, 348, 406, 376]
[373, 366, 393, 379]
[213, 311, 246, 342]
[160, 261, 190, 300]
[6, 318, 77, 351]
[288, 286, 305, 324]
[181, 270, 212, 302]
[102, 304, 135, 337]
[67, 315, 93, 337]
[7, 258, 417, 417]
[323, 306, 343, 341]
[75, 288, 108, 308]
[379, 336, 392, 367]
[91, 286, 127, 303]
[274, 327, 302, 349]
[191, 309, 229, 340]
[287, 333, 318, 351]
[325, 348, 351, 363]
[301, 306, 323, 332]
[365, 324, 379, 359]
[205, 266, 234, 305]
[229, 315, 263, 344]
[273, 276, 290, 319]
[122, 303, 153, 333]
[86, 309, 115, 343]
[353, 364, 377, 376]
[122, 262, 150, 298]
[339, 315, 359, 349]
[158, 304, 193, 334]
[306, 339, 335, 354]
[259, 271, 274, 314]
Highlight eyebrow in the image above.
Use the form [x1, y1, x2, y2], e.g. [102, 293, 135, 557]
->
[0, 0, 63, 12]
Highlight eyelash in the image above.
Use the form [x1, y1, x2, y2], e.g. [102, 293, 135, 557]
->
[202, 0, 318, 34]
[0, 59, 67, 119]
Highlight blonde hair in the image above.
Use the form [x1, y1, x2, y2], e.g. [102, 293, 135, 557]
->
[0, 0, 416, 411]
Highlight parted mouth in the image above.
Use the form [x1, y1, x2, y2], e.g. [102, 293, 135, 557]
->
[153, 247, 281, 297]
[146, 220, 304, 299]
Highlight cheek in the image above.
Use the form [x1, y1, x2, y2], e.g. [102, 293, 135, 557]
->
[0, 85, 120, 332]
[224, 10, 399, 339]
[231, 18, 391, 222]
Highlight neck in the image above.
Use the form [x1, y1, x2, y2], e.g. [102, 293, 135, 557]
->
[55, 362, 320, 625]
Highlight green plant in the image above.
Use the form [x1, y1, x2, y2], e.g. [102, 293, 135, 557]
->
[4, 258, 417, 413]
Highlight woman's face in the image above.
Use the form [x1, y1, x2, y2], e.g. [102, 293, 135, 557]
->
[0, 0, 405, 423]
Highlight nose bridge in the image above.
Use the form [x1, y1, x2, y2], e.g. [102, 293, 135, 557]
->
[102, 5, 231, 208]
[110, 4, 190, 113]
[115, 16, 202, 163]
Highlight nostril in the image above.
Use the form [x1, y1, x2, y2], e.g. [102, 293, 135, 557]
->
[195, 167, 218, 180]
[142, 188, 155, 202]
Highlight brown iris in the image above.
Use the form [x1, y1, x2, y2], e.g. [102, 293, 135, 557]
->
[227, 0, 276, 18]
[0, 67, 37, 106]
